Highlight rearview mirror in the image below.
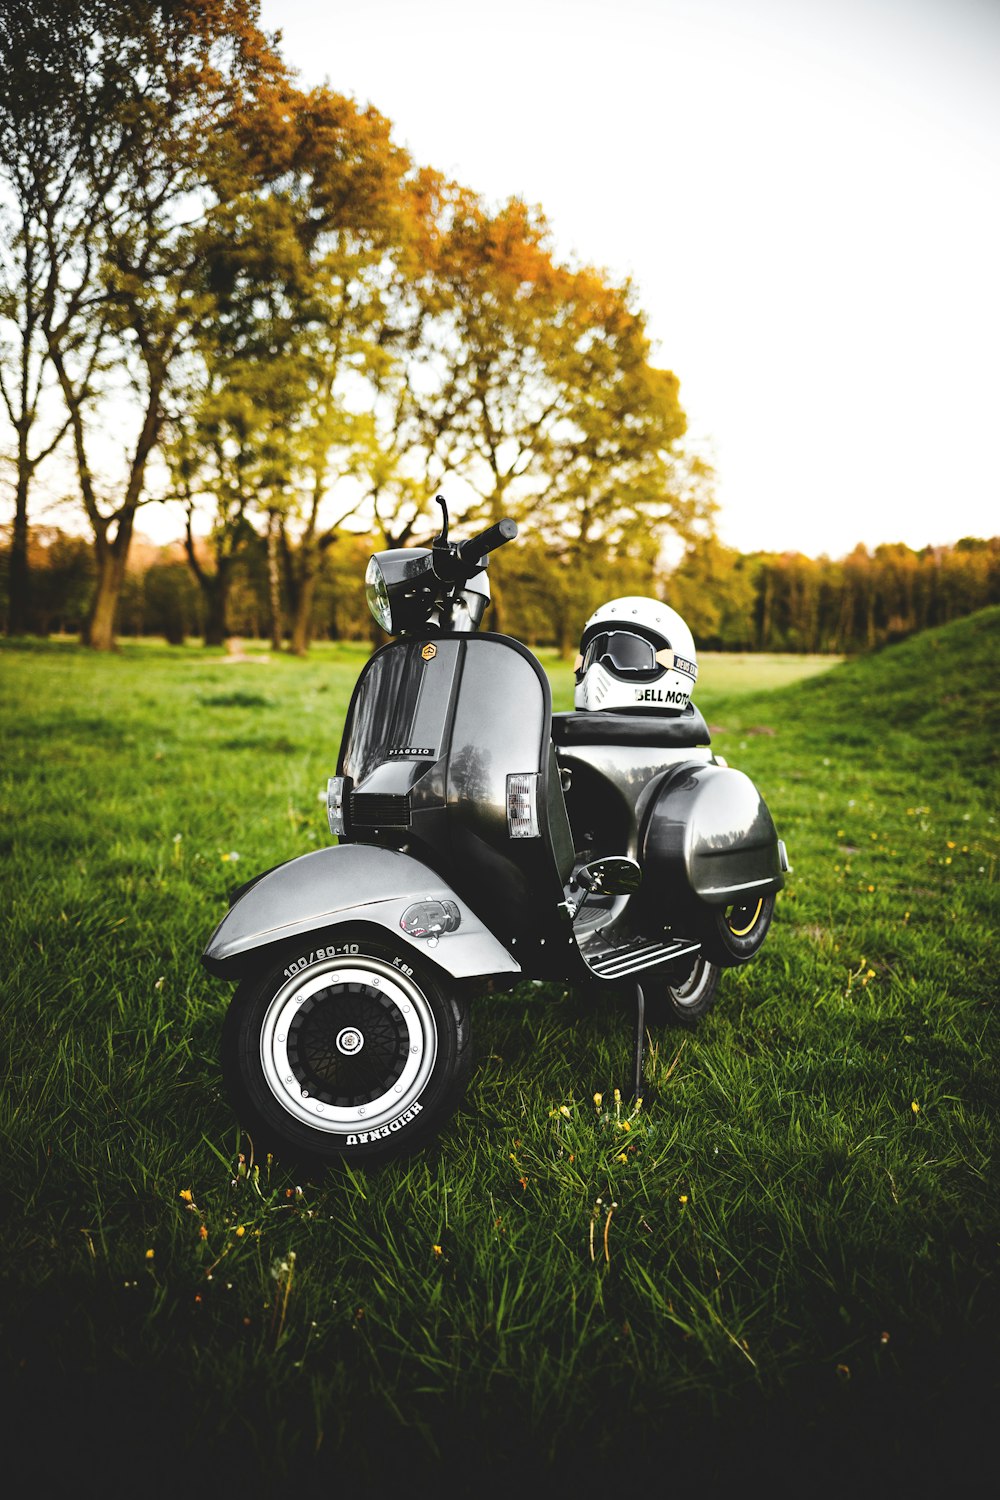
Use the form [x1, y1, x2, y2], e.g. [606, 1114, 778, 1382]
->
[575, 856, 643, 896]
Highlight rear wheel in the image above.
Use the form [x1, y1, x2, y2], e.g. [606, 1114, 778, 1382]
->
[221, 935, 472, 1166]
[696, 892, 775, 968]
[643, 954, 720, 1024]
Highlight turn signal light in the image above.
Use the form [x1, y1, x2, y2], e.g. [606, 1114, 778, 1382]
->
[506, 772, 539, 839]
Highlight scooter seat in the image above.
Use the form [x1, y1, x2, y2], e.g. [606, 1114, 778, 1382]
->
[551, 704, 711, 748]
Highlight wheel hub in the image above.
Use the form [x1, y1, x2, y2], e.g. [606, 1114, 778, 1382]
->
[286, 982, 407, 1108]
[336, 1026, 364, 1055]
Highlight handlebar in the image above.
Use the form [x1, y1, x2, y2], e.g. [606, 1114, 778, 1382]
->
[457, 517, 518, 566]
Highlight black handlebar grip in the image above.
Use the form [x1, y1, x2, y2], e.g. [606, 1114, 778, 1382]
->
[458, 517, 518, 564]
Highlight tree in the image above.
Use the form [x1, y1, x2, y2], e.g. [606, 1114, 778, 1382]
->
[667, 531, 758, 650]
[0, 2, 96, 633]
[0, 0, 291, 649]
[366, 190, 702, 639]
[171, 87, 416, 654]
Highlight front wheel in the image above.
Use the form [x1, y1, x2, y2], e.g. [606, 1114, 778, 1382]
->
[221, 935, 472, 1166]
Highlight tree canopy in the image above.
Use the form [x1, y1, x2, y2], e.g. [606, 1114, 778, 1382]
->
[3, 1, 704, 649]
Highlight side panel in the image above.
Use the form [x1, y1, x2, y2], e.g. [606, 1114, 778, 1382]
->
[202, 844, 520, 980]
[642, 762, 785, 905]
[557, 742, 714, 863]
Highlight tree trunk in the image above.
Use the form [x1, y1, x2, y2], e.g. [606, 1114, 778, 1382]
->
[184, 499, 230, 647]
[290, 569, 316, 656]
[758, 571, 773, 650]
[202, 563, 230, 647]
[84, 544, 128, 650]
[6, 469, 31, 635]
[266, 510, 283, 650]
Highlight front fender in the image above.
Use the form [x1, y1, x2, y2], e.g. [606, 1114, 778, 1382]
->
[202, 843, 520, 981]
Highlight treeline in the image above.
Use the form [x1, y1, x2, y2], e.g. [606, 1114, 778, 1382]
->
[1, 1, 704, 655]
[6, 524, 996, 655]
[668, 534, 1000, 653]
[5, 6, 995, 661]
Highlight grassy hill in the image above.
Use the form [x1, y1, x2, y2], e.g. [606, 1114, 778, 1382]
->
[721, 604, 999, 773]
[0, 613, 997, 1494]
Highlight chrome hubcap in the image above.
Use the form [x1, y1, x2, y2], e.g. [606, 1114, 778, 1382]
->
[260, 957, 437, 1134]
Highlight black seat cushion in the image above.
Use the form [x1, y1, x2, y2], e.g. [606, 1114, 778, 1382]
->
[552, 703, 711, 749]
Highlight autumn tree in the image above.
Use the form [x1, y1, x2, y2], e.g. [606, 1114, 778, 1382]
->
[170, 87, 416, 653]
[363, 189, 703, 640]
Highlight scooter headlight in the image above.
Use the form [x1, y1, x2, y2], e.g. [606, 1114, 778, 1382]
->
[364, 548, 437, 636]
[365, 556, 393, 632]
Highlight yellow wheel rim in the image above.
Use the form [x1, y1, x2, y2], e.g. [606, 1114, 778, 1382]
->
[728, 898, 763, 937]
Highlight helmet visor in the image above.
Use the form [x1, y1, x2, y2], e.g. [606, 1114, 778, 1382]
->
[579, 630, 662, 682]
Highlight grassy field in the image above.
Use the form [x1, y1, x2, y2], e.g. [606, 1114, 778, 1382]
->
[1, 618, 997, 1494]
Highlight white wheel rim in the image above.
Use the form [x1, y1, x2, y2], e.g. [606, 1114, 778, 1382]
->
[259, 957, 437, 1135]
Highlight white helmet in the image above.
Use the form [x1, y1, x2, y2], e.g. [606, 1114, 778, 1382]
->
[573, 596, 698, 713]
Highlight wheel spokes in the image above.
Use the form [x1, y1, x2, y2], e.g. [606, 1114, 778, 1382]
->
[288, 983, 408, 1107]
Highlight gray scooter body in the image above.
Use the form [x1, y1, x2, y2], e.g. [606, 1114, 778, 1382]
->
[203, 634, 785, 989]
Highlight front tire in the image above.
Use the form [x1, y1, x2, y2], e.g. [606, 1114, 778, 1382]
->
[221, 935, 472, 1166]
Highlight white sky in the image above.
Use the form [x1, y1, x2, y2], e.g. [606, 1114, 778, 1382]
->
[257, 0, 1000, 558]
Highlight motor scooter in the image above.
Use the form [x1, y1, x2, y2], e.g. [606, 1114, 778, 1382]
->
[203, 500, 788, 1165]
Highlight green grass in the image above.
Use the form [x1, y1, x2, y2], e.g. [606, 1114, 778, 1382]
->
[1, 619, 997, 1494]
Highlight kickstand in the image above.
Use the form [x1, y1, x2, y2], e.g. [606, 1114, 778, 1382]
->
[631, 981, 651, 1105]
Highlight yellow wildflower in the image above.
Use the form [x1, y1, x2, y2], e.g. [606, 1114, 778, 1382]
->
[593, 1092, 603, 1108]
[179, 1188, 194, 1203]
[911, 1100, 920, 1114]
[679, 1194, 688, 1205]
[559, 1105, 571, 1119]
[234, 1226, 245, 1238]
[432, 1244, 443, 1257]
[145, 1249, 155, 1261]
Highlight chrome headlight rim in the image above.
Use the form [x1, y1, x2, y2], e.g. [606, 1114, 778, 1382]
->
[365, 555, 393, 632]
